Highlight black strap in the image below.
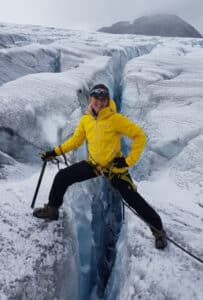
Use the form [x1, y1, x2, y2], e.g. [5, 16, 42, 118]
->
[59, 145, 68, 166]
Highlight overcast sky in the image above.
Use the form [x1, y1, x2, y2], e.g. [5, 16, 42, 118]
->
[0, 0, 202, 33]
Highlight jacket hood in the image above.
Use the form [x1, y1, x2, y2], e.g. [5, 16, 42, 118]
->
[87, 98, 117, 119]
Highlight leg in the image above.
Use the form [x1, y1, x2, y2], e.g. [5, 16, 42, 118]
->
[33, 160, 97, 220]
[49, 160, 98, 208]
[110, 172, 163, 231]
[110, 172, 167, 249]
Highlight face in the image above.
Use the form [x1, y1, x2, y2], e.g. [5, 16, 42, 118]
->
[89, 96, 109, 113]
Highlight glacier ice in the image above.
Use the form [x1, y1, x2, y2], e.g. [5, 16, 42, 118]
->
[0, 22, 203, 300]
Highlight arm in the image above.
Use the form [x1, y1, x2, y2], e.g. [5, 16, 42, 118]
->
[54, 117, 86, 155]
[116, 114, 147, 166]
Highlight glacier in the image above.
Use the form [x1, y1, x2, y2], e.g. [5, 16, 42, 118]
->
[0, 22, 203, 300]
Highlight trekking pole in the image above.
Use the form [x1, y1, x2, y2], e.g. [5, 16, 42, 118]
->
[31, 160, 47, 209]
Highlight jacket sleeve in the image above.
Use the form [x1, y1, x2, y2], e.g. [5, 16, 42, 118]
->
[116, 114, 147, 166]
[54, 117, 86, 155]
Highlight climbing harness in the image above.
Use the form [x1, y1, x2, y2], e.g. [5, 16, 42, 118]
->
[88, 157, 136, 223]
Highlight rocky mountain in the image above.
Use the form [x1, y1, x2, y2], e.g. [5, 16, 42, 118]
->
[98, 14, 202, 38]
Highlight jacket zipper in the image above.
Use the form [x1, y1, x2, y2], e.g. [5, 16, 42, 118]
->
[94, 118, 99, 163]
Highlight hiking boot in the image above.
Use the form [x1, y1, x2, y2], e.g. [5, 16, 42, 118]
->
[33, 204, 59, 221]
[152, 229, 167, 250]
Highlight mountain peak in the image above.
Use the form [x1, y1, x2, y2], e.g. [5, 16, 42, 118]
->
[98, 14, 202, 38]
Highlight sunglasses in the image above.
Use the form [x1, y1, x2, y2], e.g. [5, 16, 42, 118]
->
[89, 88, 109, 99]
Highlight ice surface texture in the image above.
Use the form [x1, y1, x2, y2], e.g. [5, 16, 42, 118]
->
[0, 22, 203, 300]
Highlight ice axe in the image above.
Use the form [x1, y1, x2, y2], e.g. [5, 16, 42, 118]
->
[31, 160, 47, 209]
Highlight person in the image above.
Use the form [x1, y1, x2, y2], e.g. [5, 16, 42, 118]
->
[33, 84, 167, 250]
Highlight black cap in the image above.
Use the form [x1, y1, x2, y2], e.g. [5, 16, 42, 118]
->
[89, 84, 110, 100]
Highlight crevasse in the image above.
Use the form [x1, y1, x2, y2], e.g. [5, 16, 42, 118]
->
[65, 45, 155, 300]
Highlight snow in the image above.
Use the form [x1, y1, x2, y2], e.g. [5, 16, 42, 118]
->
[0, 163, 79, 299]
[107, 175, 203, 300]
[0, 22, 203, 299]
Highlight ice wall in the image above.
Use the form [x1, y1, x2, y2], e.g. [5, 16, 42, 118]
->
[121, 41, 203, 189]
[0, 23, 158, 300]
[106, 40, 203, 300]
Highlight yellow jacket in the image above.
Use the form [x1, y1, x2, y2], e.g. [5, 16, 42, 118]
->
[55, 99, 147, 173]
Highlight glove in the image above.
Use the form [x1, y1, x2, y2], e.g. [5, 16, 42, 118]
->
[40, 150, 57, 161]
[112, 157, 128, 168]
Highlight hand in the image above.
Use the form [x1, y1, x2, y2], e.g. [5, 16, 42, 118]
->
[112, 157, 128, 168]
[40, 150, 57, 161]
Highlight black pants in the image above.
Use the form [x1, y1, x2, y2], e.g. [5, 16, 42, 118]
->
[49, 160, 163, 231]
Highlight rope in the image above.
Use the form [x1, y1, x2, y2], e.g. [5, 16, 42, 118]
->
[122, 201, 125, 223]
[122, 200, 203, 265]
[49, 156, 71, 169]
[59, 145, 69, 166]
[41, 157, 203, 265]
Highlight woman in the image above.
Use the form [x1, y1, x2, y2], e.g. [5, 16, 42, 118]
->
[33, 84, 167, 250]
